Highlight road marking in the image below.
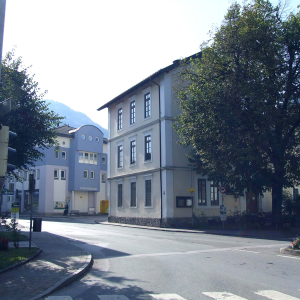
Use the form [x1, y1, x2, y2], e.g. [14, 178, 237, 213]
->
[150, 294, 187, 300]
[277, 255, 300, 259]
[203, 292, 248, 299]
[45, 297, 73, 300]
[98, 296, 130, 300]
[255, 290, 300, 300]
[234, 249, 258, 253]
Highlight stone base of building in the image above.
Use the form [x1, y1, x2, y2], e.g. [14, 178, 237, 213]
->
[108, 216, 205, 228]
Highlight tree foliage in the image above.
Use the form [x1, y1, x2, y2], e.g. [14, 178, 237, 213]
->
[0, 50, 64, 171]
[174, 0, 300, 216]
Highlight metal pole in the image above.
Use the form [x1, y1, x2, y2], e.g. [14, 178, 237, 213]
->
[191, 170, 193, 227]
[29, 191, 32, 249]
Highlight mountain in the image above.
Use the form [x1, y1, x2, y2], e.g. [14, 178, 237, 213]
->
[45, 100, 108, 138]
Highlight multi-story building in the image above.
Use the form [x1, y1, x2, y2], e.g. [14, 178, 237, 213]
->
[98, 54, 300, 227]
[1, 124, 108, 215]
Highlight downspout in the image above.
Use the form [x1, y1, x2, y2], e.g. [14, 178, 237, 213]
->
[150, 78, 163, 227]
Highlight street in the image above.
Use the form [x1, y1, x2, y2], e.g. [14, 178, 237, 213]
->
[18, 217, 300, 300]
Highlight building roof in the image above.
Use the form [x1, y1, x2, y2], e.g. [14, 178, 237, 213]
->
[55, 124, 76, 137]
[97, 52, 201, 111]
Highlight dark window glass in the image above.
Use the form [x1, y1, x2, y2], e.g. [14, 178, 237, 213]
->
[198, 179, 206, 205]
[118, 184, 123, 207]
[145, 135, 151, 161]
[118, 108, 123, 130]
[131, 182, 136, 207]
[211, 181, 219, 206]
[117, 145, 123, 168]
[130, 101, 136, 124]
[144, 93, 151, 118]
[145, 180, 151, 206]
[130, 140, 136, 164]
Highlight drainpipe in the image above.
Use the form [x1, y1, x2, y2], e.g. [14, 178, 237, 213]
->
[150, 78, 162, 227]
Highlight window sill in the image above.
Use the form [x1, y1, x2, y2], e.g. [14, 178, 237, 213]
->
[144, 206, 153, 209]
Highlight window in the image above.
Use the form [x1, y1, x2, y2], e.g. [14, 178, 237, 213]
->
[130, 182, 137, 207]
[90, 153, 94, 164]
[101, 173, 106, 183]
[24, 171, 28, 180]
[102, 156, 106, 164]
[145, 179, 152, 207]
[211, 181, 219, 206]
[94, 154, 97, 164]
[83, 170, 88, 179]
[79, 152, 83, 160]
[130, 140, 136, 165]
[117, 184, 123, 207]
[144, 92, 151, 118]
[176, 196, 193, 208]
[55, 150, 59, 159]
[62, 151, 66, 160]
[293, 188, 299, 200]
[117, 145, 123, 168]
[91, 171, 94, 180]
[84, 153, 89, 161]
[198, 179, 207, 206]
[130, 100, 136, 125]
[61, 170, 66, 180]
[145, 135, 151, 161]
[54, 169, 58, 179]
[8, 183, 14, 192]
[118, 107, 123, 130]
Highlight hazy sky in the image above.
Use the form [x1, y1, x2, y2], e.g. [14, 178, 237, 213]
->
[2, 0, 299, 129]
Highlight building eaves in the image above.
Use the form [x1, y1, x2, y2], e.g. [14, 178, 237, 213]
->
[97, 52, 201, 111]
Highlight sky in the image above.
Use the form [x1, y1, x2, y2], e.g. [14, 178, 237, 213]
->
[2, 0, 299, 130]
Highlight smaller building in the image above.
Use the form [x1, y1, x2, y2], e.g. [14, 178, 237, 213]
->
[1, 124, 108, 215]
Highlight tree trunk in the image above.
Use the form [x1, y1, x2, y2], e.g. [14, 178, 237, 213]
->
[271, 165, 284, 227]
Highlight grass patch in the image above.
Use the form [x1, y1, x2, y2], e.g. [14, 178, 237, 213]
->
[0, 231, 28, 241]
[0, 247, 39, 270]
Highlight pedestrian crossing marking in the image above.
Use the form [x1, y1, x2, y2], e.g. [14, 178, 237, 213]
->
[150, 294, 187, 300]
[203, 292, 248, 300]
[45, 297, 73, 300]
[255, 290, 300, 300]
[98, 296, 130, 300]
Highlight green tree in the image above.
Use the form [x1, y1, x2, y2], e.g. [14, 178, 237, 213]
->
[174, 0, 300, 218]
[0, 50, 64, 171]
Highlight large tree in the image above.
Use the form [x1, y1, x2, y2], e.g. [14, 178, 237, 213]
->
[174, 0, 300, 217]
[0, 50, 64, 171]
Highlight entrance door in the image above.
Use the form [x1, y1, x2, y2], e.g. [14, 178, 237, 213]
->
[246, 192, 258, 213]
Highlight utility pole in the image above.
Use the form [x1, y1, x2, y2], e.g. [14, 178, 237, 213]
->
[0, 0, 6, 79]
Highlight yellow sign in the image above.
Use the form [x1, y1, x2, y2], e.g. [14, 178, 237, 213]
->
[11, 206, 19, 213]
[188, 188, 195, 193]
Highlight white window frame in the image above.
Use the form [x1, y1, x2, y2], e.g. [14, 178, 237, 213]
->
[129, 177, 137, 208]
[144, 174, 153, 208]
[117, 141, 124, 169]
[83, 170, 88, 179]
[129, 96, 136, 126]
[197, 178, 207, 207]
[128, 134, 137, 166]
[116, 102, 123, 132]
[61, 170, 66, 180]
[143, 87, 151, 120]
[54, 169, 59, 179]
[91, 171, 95, 180]
[35, 169, 40, 180]
[62, 151, 67, 160]
[79, 152, 83, 163]
[143, 129, 152, 163]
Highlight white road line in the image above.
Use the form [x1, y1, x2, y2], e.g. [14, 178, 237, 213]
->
[45, 297, 73, 300]
[234, 249, 259, 253]
[150, 294, 187, 300]
[203, 292, 248, 300]
[277, 254, 300, 259]
[98, 296, 130, 300]
[255, 290, 300, 300]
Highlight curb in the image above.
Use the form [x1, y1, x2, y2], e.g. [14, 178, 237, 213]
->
[0, 248, 42, 275]
[280, 247, 300, 256]
[29, 252, 93, 300]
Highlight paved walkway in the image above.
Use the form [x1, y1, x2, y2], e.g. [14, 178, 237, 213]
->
[0, 230, 92, 300]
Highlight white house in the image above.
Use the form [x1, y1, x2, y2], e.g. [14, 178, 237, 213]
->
[98, 54, 278, 227]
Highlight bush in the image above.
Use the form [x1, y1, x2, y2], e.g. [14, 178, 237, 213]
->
[0, 237, 9, 251]
[292, 237, 300, 250]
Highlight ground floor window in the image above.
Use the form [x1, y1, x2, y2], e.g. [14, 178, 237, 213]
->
[210, 181, 219, 206]
[117, 184, 123, 207]
[198, 179, 207, 206]
[130, 182, 137, 207]
[145, 179, 152, 207]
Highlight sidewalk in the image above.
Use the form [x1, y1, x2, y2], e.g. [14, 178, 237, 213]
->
[0, 230, 92, 300]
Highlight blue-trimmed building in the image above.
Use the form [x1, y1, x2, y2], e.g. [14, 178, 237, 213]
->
[1, 124, 108, 215]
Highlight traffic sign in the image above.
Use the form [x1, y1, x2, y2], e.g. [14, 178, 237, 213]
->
[220, 186, 226, 194]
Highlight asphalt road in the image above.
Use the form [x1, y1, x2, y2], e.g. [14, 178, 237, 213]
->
[19, 217, 300, 300]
